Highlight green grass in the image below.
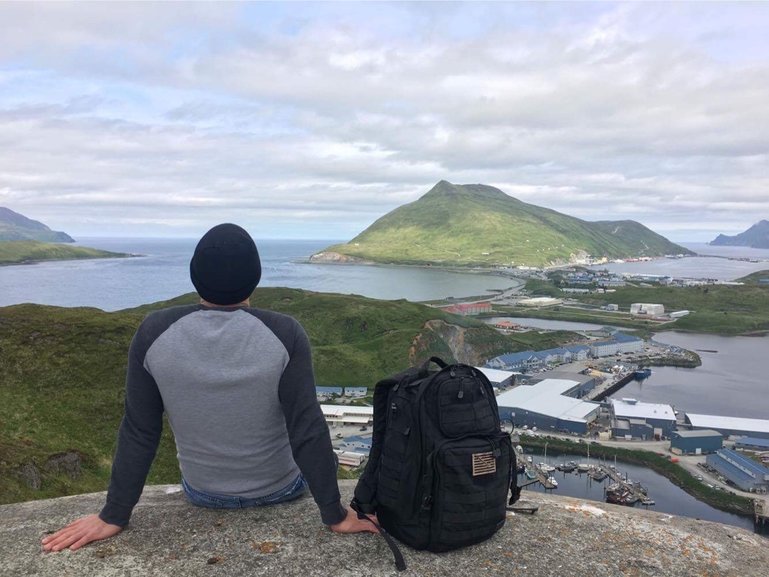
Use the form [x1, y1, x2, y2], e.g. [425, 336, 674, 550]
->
[571, 278, 769, 335]
[0, 288, 582, 505]
[0, 240, 127, 264]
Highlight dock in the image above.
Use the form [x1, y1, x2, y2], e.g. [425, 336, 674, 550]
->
[588, 371, 635, 402]
[516, 445, 557, 490]
[755, 498, 768, 533]
[600, 464, 653, 506]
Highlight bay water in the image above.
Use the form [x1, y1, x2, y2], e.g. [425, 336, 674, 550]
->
[0, 237, 513, 310]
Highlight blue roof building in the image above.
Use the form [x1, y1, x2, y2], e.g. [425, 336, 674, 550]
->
[706, 449, 769, 492]
[734, 437, 769, 451]
[316, 386, 343, 399]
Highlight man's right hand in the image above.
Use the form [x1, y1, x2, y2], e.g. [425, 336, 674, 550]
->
[329, 507, 380, 534]
[42, 514, 122, 552]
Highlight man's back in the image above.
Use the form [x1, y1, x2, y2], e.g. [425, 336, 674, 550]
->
[139, 305, 302, 497]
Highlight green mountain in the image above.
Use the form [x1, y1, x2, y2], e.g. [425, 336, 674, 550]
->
[710, 220, 769, 249]
[0, 208, 128, 264]
[0, 207, 74, 242]
[0, 288, 577, 504]
[312, 181, 693, 267]
[0, 240, 127, 265]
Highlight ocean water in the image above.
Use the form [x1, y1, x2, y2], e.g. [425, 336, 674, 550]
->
[589, 242, 769, 280]
[0, 238, 514, 311]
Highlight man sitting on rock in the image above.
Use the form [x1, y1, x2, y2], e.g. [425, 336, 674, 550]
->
[43, 223, 376, 552]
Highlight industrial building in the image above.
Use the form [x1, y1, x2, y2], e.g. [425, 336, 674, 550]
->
[529, 370, 599, 398]
[685, 414, 769, 440]
[338, 435, 372, 455]
[518, 297, 562, 307]
[440, 301, 492, 316]
[333, 450, 366, 467]
[706, 449, 769, 493]
[589, 333, 644, 357]
[316, 386, 343, 401]
[735, 437, 769, 452]
[475, 367, 517, 388]
[630, 303, 665, 316]
[495, 378, 601, 434]
[670, 429, 723, 455]
[611, 398, 676, 440]
[321, 405, 373, 428]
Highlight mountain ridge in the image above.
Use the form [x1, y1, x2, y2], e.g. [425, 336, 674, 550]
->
[0, 207, 74, 242]
[313, 181, 693, 267]
[711, 220, 769, 249]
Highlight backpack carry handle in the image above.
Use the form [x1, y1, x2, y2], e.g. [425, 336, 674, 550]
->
[418, 356, 448, 377]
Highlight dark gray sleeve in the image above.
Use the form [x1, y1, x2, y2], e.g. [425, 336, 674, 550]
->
[278, 322, 346, 526]
[99, 326, 164, 527]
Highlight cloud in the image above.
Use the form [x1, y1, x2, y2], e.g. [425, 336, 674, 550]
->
[0, 2, 768, 240]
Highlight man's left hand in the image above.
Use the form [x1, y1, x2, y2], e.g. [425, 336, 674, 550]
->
[329, 507, 380, 534]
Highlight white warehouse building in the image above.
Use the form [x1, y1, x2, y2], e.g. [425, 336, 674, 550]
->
[321, 405, 374, 427]
[630, 303, 665, 316]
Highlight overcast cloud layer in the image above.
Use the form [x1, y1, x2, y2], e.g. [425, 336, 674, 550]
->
[1, 2, 767, 241]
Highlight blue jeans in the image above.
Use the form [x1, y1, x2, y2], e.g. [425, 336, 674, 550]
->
[181, 474, 307, 509]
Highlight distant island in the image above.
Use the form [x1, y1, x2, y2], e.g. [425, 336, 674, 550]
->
[710, 220, 769, 249]
[0, 207, 74, 242]
[311, 181, 693, 268]
[0, 207, 127, 264]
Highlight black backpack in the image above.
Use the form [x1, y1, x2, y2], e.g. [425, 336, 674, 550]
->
[351, 357, 520, 570]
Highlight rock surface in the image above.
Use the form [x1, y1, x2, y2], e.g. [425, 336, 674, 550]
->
[2, 481, 767, 576]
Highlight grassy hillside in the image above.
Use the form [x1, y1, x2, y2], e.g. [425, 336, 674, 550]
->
[0, 288, 580, 504]
[0, 206, 75, 242]
[316, 181, 691, 267]
[571, 275, 769, 334]
[0, 240, 126, 265]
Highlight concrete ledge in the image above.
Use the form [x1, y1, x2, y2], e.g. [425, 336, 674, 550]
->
[2, 481, 767, 576]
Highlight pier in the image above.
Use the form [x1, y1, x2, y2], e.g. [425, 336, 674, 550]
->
[599, 464, 654, 506]
[588, 371, 634, 402]
[516, 445, 557, 490]
[755, 499, 768, 533]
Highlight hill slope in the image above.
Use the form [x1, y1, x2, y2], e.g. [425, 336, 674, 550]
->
[0, 207, 74, 242]
[0, 240, 126, 265]
[711, 220, 769, 249]
[313, 181, 692, 267]
[0, 289, 578, 503]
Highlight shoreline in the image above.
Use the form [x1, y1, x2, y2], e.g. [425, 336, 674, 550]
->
[0, 252, 138, 267]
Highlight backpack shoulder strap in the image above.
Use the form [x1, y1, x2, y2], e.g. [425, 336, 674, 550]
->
[352, 370, 415, 512]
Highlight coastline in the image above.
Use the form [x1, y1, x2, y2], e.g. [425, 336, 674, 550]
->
[0, 252, 137, 266]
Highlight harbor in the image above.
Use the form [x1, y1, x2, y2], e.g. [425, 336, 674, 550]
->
[517, 448, 758, 533]
[517, 444, 657, 509]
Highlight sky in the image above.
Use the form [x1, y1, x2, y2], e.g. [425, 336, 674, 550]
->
[0, 2, 768, 242]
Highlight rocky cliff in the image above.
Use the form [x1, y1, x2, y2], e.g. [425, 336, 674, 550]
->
[3, 482, 766, 576]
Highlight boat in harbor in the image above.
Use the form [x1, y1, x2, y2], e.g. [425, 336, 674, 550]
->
[547, 476, 558, 488]
[557, 461, 577, 473]
[634, 367, 652, 379]
[525, 468, 537, 480]
[538, 462, 556, 474]
[589, 469, 608, 482]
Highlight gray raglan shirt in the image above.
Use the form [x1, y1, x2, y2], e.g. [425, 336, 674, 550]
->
[98, 304, 346, 527]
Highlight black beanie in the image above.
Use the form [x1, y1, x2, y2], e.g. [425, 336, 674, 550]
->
[190, 223, 261, 305]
